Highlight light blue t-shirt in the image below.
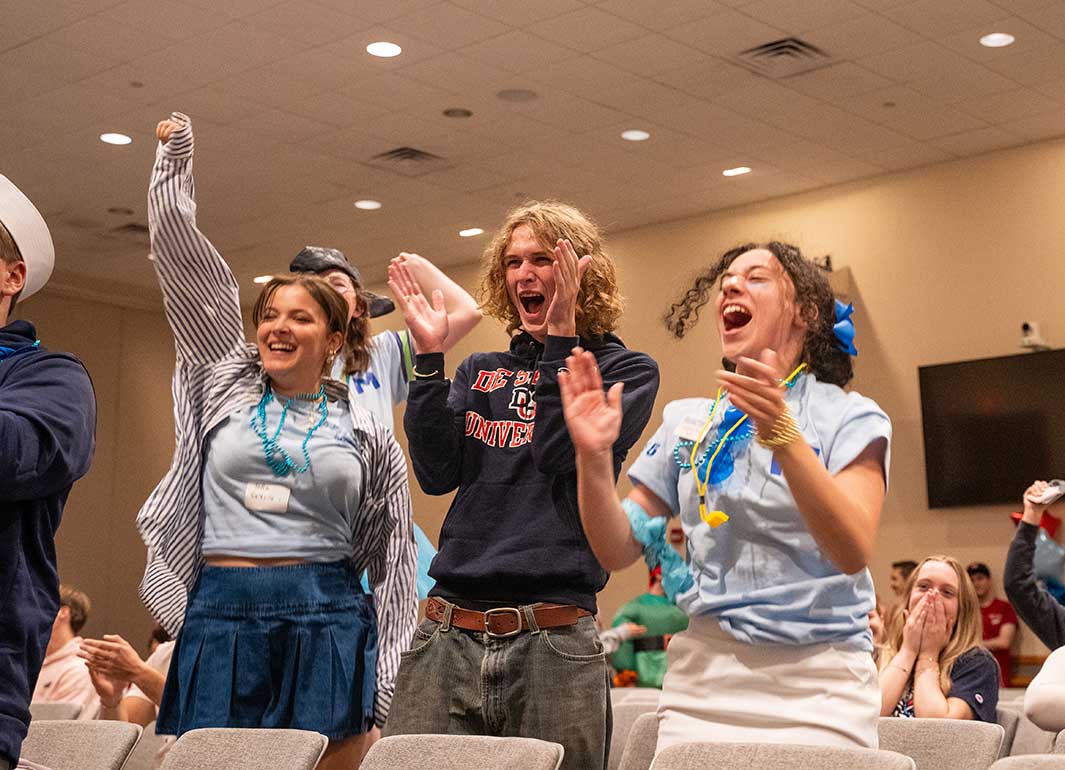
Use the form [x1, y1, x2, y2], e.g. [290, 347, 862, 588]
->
[201, 394, 365, 561]
[628, 373, 891, 650]
[334, 329, 413, 432]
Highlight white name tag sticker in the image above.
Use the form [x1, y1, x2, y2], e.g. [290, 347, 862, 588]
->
[674, 416, 706, 442]
[244, 483, 291, 513]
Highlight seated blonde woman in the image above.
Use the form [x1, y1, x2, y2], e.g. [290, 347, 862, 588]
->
[878, 555, 999, 721]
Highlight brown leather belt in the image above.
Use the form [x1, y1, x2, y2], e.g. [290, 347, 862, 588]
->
[425, 597, 592, 638]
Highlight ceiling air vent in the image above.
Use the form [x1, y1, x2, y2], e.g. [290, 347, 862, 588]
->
[366, 146, 452, 178]
[734, 37, 832, 79]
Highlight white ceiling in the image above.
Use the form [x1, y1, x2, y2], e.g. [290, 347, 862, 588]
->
[4, 0, 1065, 294]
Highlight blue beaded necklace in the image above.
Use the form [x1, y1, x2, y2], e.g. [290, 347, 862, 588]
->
[0, 339, 40, 363]
[250, 382, 329, 478]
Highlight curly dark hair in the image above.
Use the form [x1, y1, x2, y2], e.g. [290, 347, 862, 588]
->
[663, 241, 853, 387]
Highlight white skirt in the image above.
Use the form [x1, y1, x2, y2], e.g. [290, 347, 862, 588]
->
[655, 616, 880, 756]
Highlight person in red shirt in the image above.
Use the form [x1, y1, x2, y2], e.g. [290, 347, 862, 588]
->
[967, 562, 1018, 686]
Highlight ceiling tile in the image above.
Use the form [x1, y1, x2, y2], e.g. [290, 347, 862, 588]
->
[40, 11, 173, 63]
[322, 26, 447, 72]
[840, 85, 988, 140]
[786, 62, 894, 101]
[938, 16, 1062, 64]
[177, 0, 287, 19]
[212, 64, 330, 112]
[881, 0, 1008, 37]
[460, 30, 581, 74]
[0, 64, 67, 106]
[591, 33, 712, 77]
[737, 0, 869, 34]
[981, 45, 1065, 86]
[956, 87, 1063, 124]
[1016, 2, 1065, 39]
[174, 86, 292, 126]
[0, 39, 120, 85]
[105, 0, 222, 41]
[450, 0, 584, 26]
[858, 141, 955, 170]
[999, 111, 1065, 142]
[662, 8, 787, 55]
[593, 0, 726, 31]
[929, 126, 1023, 155]
[800, 157, 885, 184]
[335, 72, 457, 112]
[529, 6, 647, 52]
[243, 1, 370, 44]
[750, 140, 853, 171]
[803, 14, 916, 59]
[2, 0, 121, 51]
[230, 109, 335, 144]
[311, 0, 440, 24]
[527, 55, 640, 99]
[387, 2, 511, 49]
[397, 51, 517, 95]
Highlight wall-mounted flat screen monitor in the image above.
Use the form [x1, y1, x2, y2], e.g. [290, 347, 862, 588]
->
[919, 349, 1065, 508]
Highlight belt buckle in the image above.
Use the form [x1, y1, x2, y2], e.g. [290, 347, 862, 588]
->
[483, 607, 523, 638]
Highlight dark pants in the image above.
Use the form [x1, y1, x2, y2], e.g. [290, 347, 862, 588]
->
[384, 604, 612, 770]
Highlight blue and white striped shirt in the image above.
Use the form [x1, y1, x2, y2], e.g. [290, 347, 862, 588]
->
[137, 113, 416, 726]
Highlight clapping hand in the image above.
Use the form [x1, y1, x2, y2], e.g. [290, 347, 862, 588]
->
[545, 239, 591, 338]
[388, 257, 447, 354]
[559, 347, 623, 456]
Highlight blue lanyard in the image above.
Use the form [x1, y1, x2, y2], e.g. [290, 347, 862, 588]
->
[0, 339, 40, 363]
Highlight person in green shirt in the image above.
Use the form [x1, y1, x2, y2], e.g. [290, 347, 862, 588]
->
[611, 566, 690, 688]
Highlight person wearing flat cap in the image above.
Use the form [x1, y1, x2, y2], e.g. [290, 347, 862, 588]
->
[0, 175, 96, 770]
[289, 247, 481, 603]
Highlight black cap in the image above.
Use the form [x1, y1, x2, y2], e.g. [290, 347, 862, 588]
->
[289, 245, 395, 318]
[966, 562, 991, 578]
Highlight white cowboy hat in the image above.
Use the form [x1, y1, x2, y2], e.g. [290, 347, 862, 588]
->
[0, 174, 54, 302]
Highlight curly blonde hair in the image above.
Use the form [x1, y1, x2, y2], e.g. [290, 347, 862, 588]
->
[878, 555, 984, 695]
[478, 201, 623, 338]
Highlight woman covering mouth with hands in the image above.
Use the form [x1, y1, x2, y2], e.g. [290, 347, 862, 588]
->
[878, 556, 998, 721]
[559, 242, 891, 752]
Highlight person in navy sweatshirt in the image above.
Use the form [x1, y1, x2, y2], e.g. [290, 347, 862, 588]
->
[0, 175, 96, 770]
[382, 201, 659, 770]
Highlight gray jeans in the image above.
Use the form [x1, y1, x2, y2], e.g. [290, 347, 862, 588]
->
[384, 606, 612, 770]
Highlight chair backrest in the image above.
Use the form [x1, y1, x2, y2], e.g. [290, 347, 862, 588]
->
[879, 717, 1005, 770]
[1000, 689, 1028, 706]
[989, 757, 1065, 770]
[609, 702, 659, 770]
[122, 721, 174, 770]
[19, 720, 141, 770]
[159, 728, 327, 770]
[652, 742, 916, 770]
[617, 712, 659, 770]
[610, 689, 660, 706]
[29, 702, 82, 720]
[999, 708, 1022, 757]
[1011, 711, 1058, 756]
[1053, 730, 1065, 755]
[361, 735, 563, 770]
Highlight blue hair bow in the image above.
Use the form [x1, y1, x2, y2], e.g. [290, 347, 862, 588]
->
[833, 299, 857, 356]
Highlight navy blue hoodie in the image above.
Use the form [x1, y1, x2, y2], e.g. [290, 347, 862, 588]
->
[405, 332, 659, 612]
[0, 320, 95, 764]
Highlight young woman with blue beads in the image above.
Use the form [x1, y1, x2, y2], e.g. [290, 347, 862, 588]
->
[560, 242, 891, 752]
[137, 113, 416, 770]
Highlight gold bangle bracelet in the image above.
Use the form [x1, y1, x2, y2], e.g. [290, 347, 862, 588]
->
[756, 406, 802, 449]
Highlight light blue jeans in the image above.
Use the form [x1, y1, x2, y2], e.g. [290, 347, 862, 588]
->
[384, 603, 612, 770]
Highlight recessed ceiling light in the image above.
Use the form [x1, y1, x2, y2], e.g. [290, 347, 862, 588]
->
[366, 41, 402, 58]
[354, 199, 382, 210]
[253, 275, 272, 284]
[722, 166, 751, 177]
[443, 108, 473, 118]
[459, 227, 484, 237]
[496, 88, 538, 103]
[621, 129, 651, 142]
[100, 133, 132, 145]
[980, 32, 1015, 48]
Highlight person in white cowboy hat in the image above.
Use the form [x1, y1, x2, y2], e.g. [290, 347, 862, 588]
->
[0, 174, 96, 770]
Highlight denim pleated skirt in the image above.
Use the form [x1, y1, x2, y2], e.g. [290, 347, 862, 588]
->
[156, 560, 377, 740]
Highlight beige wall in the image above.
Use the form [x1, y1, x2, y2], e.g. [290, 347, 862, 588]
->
[22, 134, 1065, 658]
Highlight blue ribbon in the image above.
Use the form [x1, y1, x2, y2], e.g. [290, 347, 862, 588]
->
[833, 300, 857, 356]
[623, 498, 693, 602]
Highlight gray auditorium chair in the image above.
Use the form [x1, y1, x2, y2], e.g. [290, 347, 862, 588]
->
[652, 741, 915, 770]
[19, 720, 141, 770]
[28, 702, 81, 720]
[1010, 710, 1058, 755]
[609, 701, 659, 770]
[159, 728, 327, 770]
[610, 688, 660, 706]
[989, 757, 1065, 770]
[360, 735, 564, 770]
[999, 708, 1022, 757]
[617, 712, 658, 770]
[879, 717, 1005, 770]
[122, 721, 173, 770]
